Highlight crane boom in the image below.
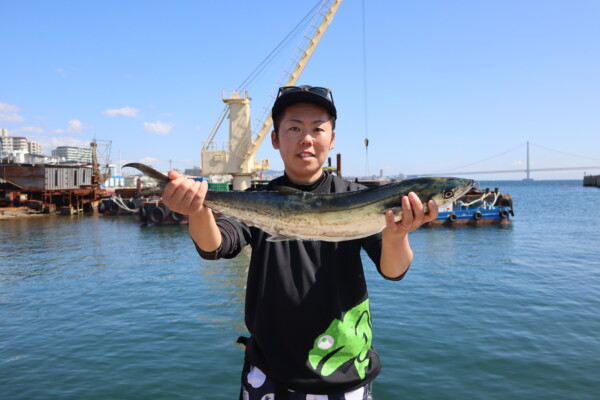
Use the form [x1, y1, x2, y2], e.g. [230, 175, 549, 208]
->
[201, 0, 343, 190]
[240, 0, 343, 170]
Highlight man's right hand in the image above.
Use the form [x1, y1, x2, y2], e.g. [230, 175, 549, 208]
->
[161, 170, 209, 217]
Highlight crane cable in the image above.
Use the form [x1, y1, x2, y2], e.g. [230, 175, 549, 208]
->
[206, 0, 324, 149]
[236, 0, 323, 91]
[362, 0, 370, 176]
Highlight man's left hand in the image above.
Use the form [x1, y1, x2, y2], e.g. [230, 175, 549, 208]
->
[383, 192, 438, 236]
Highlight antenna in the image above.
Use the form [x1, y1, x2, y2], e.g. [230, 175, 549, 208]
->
[362, 0, 370, 177]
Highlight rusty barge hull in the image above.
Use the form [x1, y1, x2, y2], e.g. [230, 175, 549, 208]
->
[0, 164, 106, 213]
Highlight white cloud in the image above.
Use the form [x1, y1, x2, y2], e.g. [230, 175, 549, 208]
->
[140, 157, 158, 164]
[144, 121, 174, 135]
[54, 119, 89, 134]
[50, 137, 90, 147]
[13, 126, 46, 134]
[68, 120, 86, 132]
[0, 113, 25, 123]
[103, 107, 139, 118]
[0, 102, 20, 113]
[32, 136, 91, 152]
[0, 102, 24, 122]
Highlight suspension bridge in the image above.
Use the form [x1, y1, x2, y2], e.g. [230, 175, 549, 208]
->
[408, 141, 600, 179]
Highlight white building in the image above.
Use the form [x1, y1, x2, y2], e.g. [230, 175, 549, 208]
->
[0, 150, 62, 164]
[0, 135, 28, 152]
[0, 128, 50, 164]
[103, 175, 141, 188]
[107, 163, 118, 177]
[28, 141, 42, 154]
[51, 146, 92, 163]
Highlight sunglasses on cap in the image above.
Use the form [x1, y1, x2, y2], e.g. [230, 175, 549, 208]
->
[277, 86, 335, 105]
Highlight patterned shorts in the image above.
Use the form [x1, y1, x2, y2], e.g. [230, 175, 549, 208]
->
[241, 365, 372, 400]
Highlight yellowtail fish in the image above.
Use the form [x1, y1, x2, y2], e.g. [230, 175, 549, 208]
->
[123, 163, 473, 242]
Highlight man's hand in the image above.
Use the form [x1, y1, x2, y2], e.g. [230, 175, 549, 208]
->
[161, 170, 209, 217]
[383, 192, 438, 238]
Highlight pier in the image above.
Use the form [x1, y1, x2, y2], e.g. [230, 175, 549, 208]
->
[583, 174, 600, 188]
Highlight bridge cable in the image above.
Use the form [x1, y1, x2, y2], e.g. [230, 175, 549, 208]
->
[436, 142, 526, 174]
[529, 142, 600, 162]
[236, 0, 322, 91]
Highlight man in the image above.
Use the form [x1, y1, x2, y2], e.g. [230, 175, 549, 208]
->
[162, 85, 437, 399]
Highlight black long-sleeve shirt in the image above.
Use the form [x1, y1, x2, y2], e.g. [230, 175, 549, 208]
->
[196, 172, 406, 394]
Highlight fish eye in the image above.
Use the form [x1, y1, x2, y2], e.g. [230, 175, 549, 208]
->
[443, 189, 455, 199]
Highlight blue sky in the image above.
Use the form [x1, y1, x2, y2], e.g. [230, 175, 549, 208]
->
[1, 0, 599, 180]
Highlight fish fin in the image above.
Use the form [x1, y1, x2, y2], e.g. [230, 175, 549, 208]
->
[273, 186, 303, 194]
[382, 207, 403, 216]
[266, 234, 293, 242]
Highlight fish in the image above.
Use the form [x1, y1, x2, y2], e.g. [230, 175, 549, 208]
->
[123, 162, 473, 242]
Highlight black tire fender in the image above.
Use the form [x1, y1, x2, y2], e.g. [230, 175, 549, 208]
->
[138, 204, 147, 221]
[170, 211, 183, 222]
[149, 206, 165, 224]
[109, 201, 120, 214]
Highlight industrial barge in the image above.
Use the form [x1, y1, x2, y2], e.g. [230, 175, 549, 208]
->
[427, 184, 514, 227]
[0, 163, 106, 215]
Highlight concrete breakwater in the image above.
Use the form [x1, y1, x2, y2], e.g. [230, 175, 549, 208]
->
[583, 174, 600, 188]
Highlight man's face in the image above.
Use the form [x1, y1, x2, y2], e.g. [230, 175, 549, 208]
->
[271, 102, 335, 185]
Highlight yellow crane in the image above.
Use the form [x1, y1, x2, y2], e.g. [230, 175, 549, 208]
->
[201, 0, 343, 190]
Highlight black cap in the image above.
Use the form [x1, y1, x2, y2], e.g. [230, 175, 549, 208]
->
[271, 85, 337, 122]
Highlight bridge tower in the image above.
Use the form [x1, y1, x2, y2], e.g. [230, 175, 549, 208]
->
[524, 141, 533, 181]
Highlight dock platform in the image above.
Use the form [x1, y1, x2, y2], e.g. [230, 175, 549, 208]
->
[583, 175, 600, 188]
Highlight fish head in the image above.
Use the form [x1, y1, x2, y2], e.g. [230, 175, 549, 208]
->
[426, 177, 474, 208]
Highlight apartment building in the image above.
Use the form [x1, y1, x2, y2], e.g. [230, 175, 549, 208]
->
[51, 146, 92, 163]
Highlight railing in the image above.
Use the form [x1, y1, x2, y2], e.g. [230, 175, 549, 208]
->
[221, 89, 250, 100]
[202, 141, 230, 152]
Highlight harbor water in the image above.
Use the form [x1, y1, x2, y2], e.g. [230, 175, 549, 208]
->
[1, 180, 599, 399]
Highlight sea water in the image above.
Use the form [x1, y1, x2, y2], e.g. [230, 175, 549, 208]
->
[1, 180, 599, 399]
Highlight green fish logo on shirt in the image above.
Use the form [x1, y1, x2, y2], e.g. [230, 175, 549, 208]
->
[308, 299, 372, 379]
